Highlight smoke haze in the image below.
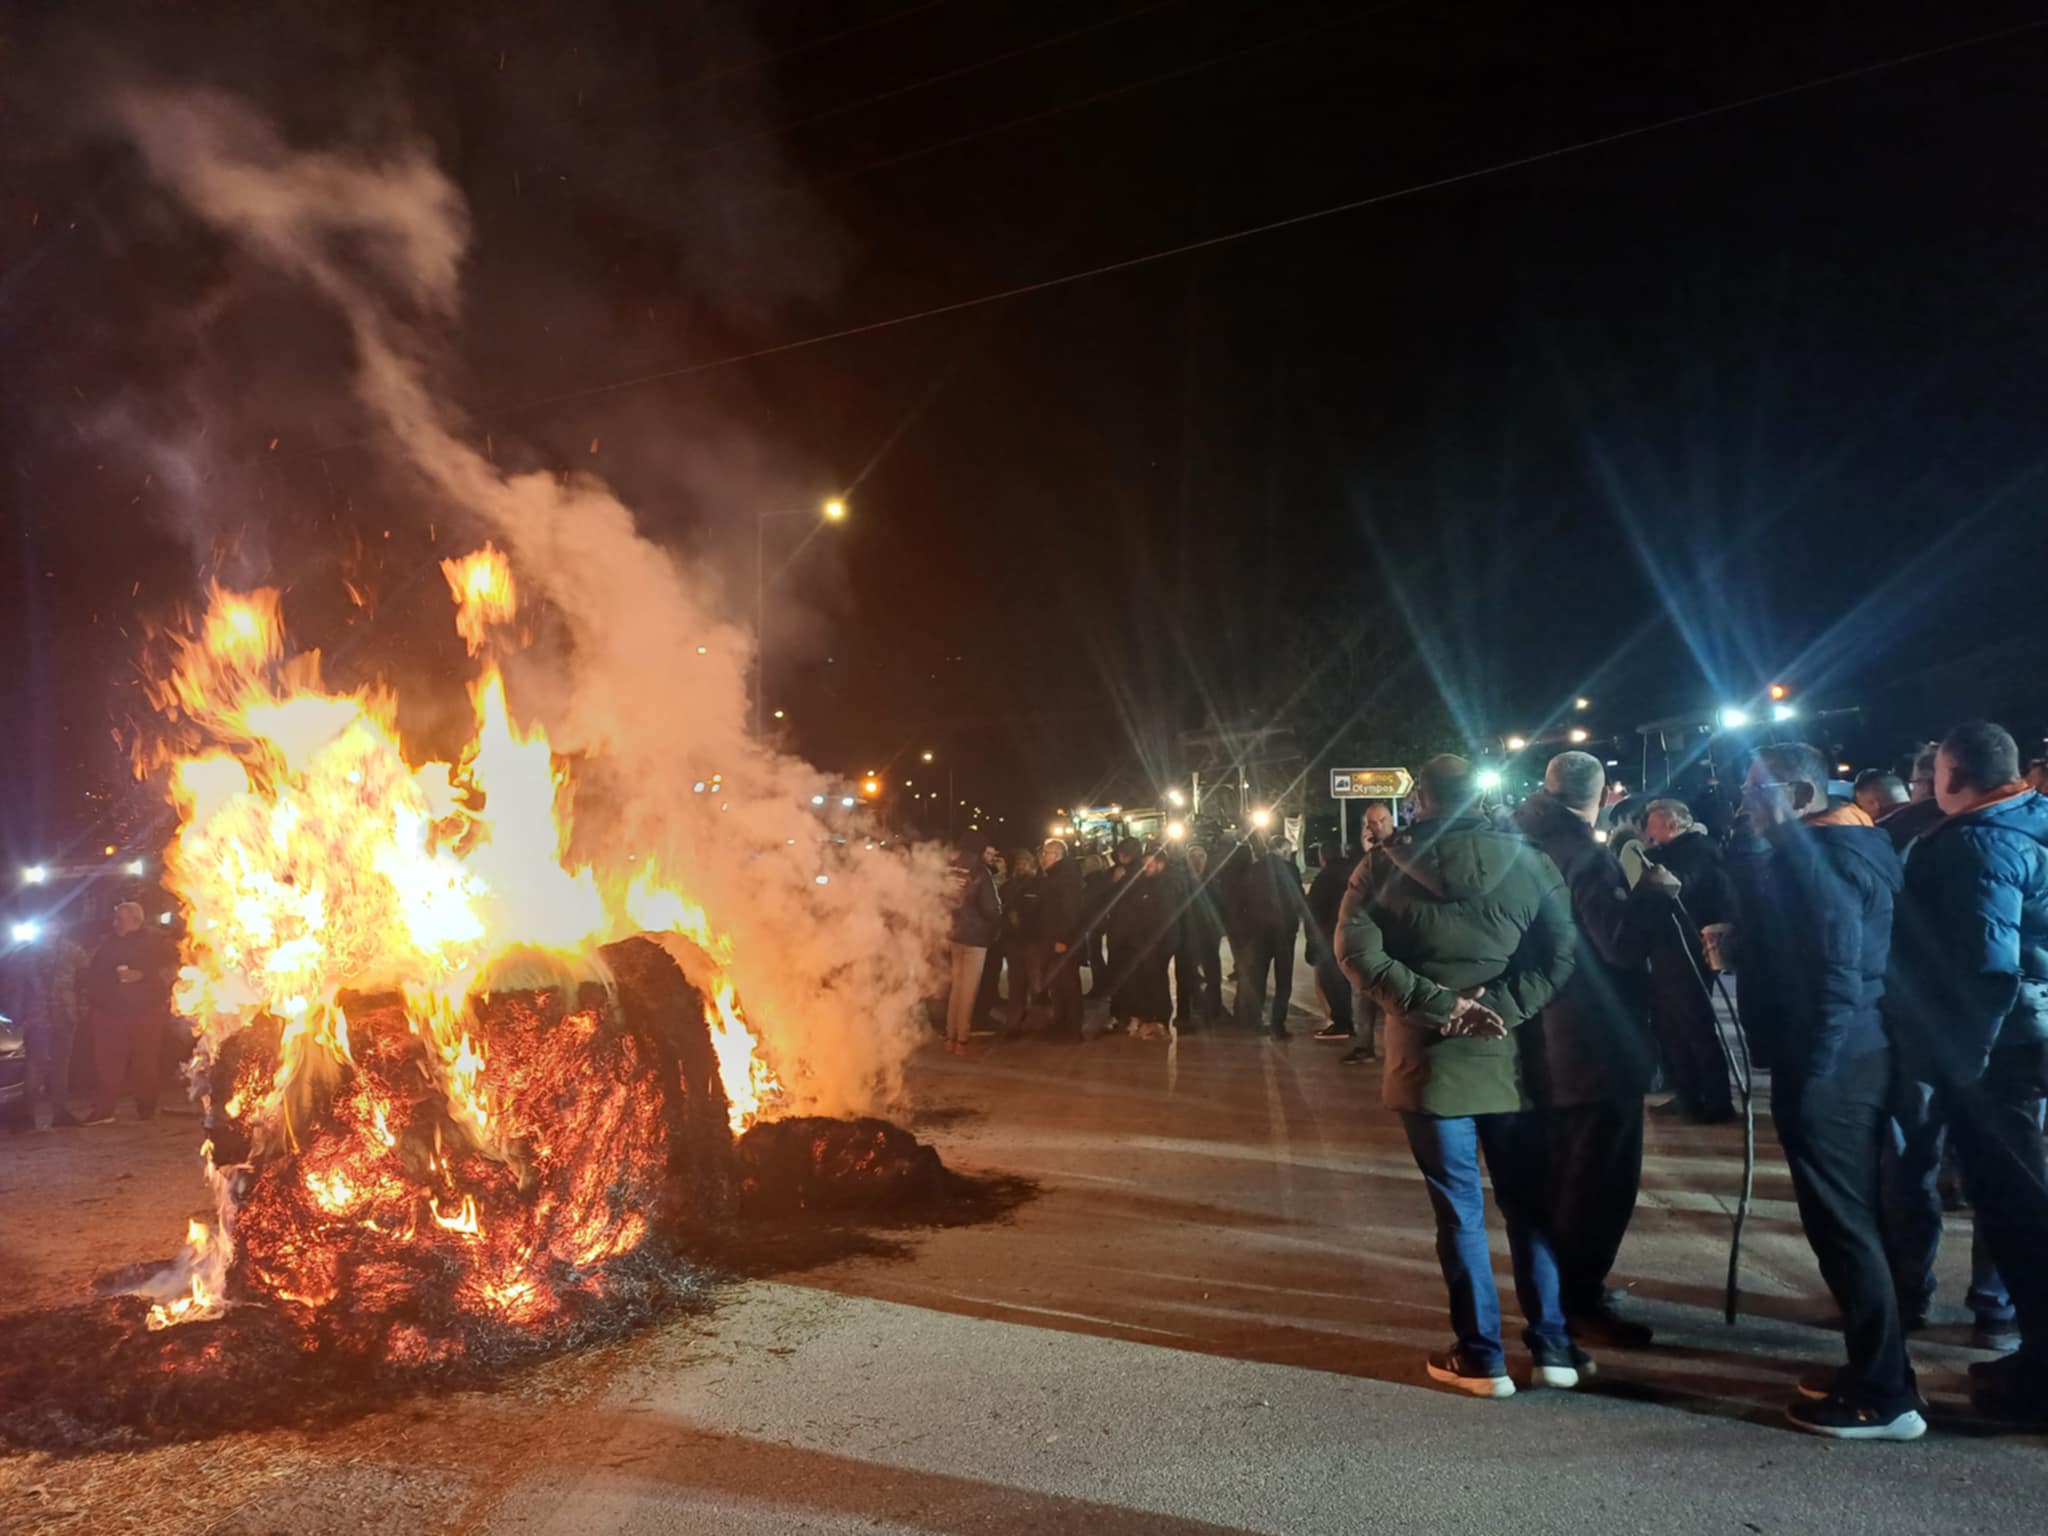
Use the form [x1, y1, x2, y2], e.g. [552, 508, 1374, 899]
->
[110, 87, 951, 1116]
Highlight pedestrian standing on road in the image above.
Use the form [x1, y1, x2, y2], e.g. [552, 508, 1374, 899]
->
[1307, 838, 1360, 1042]
[943, 830, 1002, 1057]
[4, 921, 89, 1132]
[1341, 802, 1397, 1065]
[1876, 745, 1946, 855]
[1883, 721, 2048, 1425]
[1641, 798, 1740, 1124]
[1514, 754, 1666, 1349]
[1097, 838, 1144, 1029]
[1723, 742, 1924, 1440]
[1079, 852, 1112, 994]
[1111, 852, 1181, 1039]
[1181, 844, 1227, 1027]
[83, 902, 177, 1124]
[1231, 834, 1302, 1039]
[1037, 839, 1088, 1042]
[1001, 846, 1047, 1033]
[1338, 755, 1583, 1398]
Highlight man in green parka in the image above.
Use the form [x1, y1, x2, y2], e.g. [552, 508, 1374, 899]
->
[1338, 754, 1582, 1397]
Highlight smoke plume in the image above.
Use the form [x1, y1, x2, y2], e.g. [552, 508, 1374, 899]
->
[111, 87, 951, 1115]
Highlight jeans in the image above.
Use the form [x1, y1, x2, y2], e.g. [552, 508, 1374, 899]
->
[945, 943, 987, 1044]
[1544, 1098, 1646, 1314]
[1884, 1078, 2040, 1324]
[1401, 1111, 1570, 1366]
[1942, 1043, 2048, 1363]
[1776, 1048, 1918, 1407]
[1233, 926, 1296, 1031]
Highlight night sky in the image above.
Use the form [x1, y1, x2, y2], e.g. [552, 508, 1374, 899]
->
[5, 0, 2046, 859]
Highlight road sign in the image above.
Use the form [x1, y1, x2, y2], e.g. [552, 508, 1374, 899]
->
[1330, 767, 1413, 800]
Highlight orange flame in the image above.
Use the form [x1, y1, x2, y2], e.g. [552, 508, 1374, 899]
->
[146, 551, 784, 1333]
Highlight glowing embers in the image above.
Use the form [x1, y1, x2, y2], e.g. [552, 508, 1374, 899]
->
[214, 983, 673, 1352]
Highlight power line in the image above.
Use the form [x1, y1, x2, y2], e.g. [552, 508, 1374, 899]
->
[640, 0, 1195, 170]
[467, 15, 2048, 425]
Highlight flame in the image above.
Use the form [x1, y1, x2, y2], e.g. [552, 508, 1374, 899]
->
[141, 554, 786, 1339]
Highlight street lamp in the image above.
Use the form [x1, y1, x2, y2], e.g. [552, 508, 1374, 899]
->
[755, 497, 848, 736]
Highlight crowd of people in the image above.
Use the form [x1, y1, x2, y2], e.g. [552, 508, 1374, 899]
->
[2, 901, 180, 1131]
[939, 721, 2048, 1439]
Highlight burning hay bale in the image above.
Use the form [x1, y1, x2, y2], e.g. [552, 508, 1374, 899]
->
[736, 1116, 950, 1218]
[205, 938, 735, 1355]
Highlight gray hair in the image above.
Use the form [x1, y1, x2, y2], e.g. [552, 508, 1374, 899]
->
[1544, 750, 1606, 813]
[1645, 797, 1694, 831]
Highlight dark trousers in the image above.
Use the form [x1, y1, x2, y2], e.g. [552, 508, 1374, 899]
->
[1184, 935, 1223, 1021]
[1943, 1043, 2048, 1363]
[1650, 976, 1733, 1117]
[973, 938, 1005, 1026]
[1044, 945, 1085, 1038]
[1544, 1098, 1645, 1314]
[1884, 1077, 2038, 1323]
[1233, 926, 1296, 1031]
[1775, 1048, 1918, 1406]
[90, 1009, 168, 1120]
[1314, 954, 1355, 1032]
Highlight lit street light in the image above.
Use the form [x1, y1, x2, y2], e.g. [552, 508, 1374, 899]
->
[1505, 735, 1528, 752]
[1568, 728, 1589, 744]
[1251, 807, 1273, 830]
[755, 497, 848, 736]
[22, 865, 47, 885]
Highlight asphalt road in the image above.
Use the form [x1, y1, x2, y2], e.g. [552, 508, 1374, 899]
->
[7, 967, 2043, 1535]
[462, 1012, 2044, 1535]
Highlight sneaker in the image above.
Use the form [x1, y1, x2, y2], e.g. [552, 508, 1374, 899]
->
[1269, 1025, 1292, 1041]
[1313, 1023, 1354, 1041]
[1338, 1047, 1376, 1066]
[81, 1114, 118, 1127]
[1785, 1395, 1928, 1441]
[1971, 1320, 2022, 1354]
[1796, 1366, 1840, 1402]
[1530, 1340, 1595, 1389]
[1426, 1349, 1515, 1399]
[1568, 1304, 1654, 1350]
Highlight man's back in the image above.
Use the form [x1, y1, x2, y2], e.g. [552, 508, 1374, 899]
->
[1339, 814, 1577, 1117]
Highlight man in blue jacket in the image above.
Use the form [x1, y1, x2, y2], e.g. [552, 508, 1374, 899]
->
[1885, 721, 2048, 1424]
[1726, 743, 1923, 1440]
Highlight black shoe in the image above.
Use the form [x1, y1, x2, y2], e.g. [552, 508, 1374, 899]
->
[1339, 1046, 1376, 1066]
[1970, 1358, 2048, 1423]
[1425, 1349, 1514, 1399]
[1786, 1395, 1928, 1441]
[1969, 1351, 2026, 1383]
[1269, 1025, 1292, 1040]
[1313, 1023, 1354, 1041]
[1971, 1320, 2022, 1354]
[1529, 1340, 1595, 1390]
[1569, 1304, 1654, 1350]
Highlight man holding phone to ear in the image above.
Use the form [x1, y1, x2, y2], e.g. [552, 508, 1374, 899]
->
[1338, 754, 1582, 1398]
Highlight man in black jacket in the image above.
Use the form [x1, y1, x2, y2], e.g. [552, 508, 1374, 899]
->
[1515, 753, 1668, 1348]
[1180, 844, 1227, 1026]
[1231, 835, 1302, 1039]
[943, 830, 1002, 1057]
[1037, 839, 1087, 1041]
[1726, 743, 1923, 1440]
[1642, 798, 1739, 1123]
[1307, 839, 1359, 1041]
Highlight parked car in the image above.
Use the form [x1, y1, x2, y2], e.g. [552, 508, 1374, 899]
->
[0, 1011, 27, 1114]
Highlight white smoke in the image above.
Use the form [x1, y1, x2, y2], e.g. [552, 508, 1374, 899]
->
[112, 87, 951, 1115]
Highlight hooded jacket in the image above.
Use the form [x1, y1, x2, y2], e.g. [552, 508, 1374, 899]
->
[1885, 787, 2048, 1085]
[1513, 792, 1662, 1107]
[1337, 813, 1578, 1117]
[947, 834, 1002, 949]
[1725, 806, 1903, 1084]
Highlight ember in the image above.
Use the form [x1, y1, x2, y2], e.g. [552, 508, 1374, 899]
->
[129, 554, 775, 1350]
